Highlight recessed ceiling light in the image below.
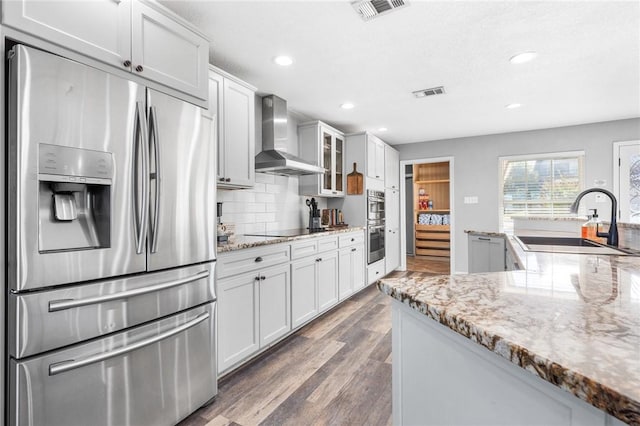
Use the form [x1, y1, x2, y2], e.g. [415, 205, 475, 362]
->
[505, 103, 522, 109]
[378, 127, 388, 132]
[273, 55, 293, 66]
[509, 51, 537, 64]
[341, 102, 355, 110]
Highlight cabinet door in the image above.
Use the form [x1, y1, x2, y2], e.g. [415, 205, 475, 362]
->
[320, 128, 334, 195]
[352, 245, 366, 291]
[386, 188, 400, 230]
[208, 71, 226, 183]
[222, 78, 255, 187]
[367, 136, 385, 181]
[468, 235, 506, 273]
[131, 0, 209, 100]
[318, 251, 339, 312]
[338, 248, 354, 300]
[385, 145, 400, 189]
[291, 258, 318, 328]
[2, 0, 131, 70]
[334, 133, 345, 195]
[217, 273, 259, 373]
[385, 228, 401, 273]
[259, 264, 291, 347]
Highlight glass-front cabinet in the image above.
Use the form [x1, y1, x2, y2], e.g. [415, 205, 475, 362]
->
[299, 121, 345, 197]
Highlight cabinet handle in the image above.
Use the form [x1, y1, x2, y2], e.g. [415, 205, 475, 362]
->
[260, 276, 266, 281]
[376, 175, 380, 178]
[478, 237, 491, 241]
[332, 191, 337, 194]
[316, 258, 322, 262]
[351, 248, 356, 252]
[225, 178, 231, 182]
[254, 276, 260, 282]
[376, 271, 379, 275]
[219, 177, 225, 182]
[135, 65, 144, 72]
[255, 257, 263, 262]
[123, 60, 131, 68]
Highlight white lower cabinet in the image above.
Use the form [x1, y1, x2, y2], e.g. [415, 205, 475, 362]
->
[218, 262, 290, 374]
[338, 233, 366, 299]
[217, 271, 259, 373]
[291, 250, 339, 328]
[259, 264, 291, 347]
[291, 257, 319, 328]
[317, 250, 339, 312]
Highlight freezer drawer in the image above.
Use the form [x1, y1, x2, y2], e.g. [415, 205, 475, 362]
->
[9, 263, 215, 358]
[10, 303, 217, 426]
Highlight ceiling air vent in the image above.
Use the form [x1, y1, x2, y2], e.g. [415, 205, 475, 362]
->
[412, 86, 446, 98]
[352, 0, 408, 21]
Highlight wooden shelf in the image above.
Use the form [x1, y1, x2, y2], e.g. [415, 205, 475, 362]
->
[416, 209, 450, 213]
[414, 179, 450, 184]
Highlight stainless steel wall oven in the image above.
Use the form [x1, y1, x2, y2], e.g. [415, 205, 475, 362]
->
[367, 190, 385, 264]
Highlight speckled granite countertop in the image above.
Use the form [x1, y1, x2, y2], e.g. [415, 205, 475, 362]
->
[513, 215, 640, 230]
[379, 234, 640, 424]
[216, 227, 365, 253]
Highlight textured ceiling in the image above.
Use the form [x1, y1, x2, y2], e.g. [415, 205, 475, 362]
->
[160, 0, 640, 145]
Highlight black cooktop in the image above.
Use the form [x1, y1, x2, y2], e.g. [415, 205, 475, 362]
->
[245, 228, 327, 238]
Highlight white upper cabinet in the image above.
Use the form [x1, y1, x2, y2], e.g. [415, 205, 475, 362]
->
[3, 0, 209, 101]
[131, 0, 209, 100]
[367, 135, 385, 182]
[385, 145, 400, 190]
[299, 121, 345, 197]
[2, 0, 131, 70]
[217, 76, 256, 188]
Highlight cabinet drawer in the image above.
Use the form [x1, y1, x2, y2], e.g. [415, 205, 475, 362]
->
[339, 231, 365, 248]
[218, 244, 290, 279]
[367, 261, 386, 285]
[416, 240, 450, 249]
[318, 236, 339, 253]
[291, 239, 319, 259]
[416, 231, 450, 241]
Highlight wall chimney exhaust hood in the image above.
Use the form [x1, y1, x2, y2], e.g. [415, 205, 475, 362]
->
[255, 95, 324, 176]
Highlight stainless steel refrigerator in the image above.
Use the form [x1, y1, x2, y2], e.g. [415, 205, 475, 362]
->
[6, 44, 217, 426]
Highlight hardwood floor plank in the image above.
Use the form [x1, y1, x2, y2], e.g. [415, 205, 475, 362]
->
[222, 339, 345, 425]
[315, 358, 392, 426]
[298, 299, 362, 340]
[369, 329, 392, 364]
[306, 327, 385, 406]
[203, 415, 233, 426]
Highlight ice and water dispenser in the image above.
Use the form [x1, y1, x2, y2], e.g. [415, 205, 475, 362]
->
[38, 143, 113, 252]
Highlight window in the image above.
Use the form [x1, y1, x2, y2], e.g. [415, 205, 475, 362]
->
[499, 152, 584, 233]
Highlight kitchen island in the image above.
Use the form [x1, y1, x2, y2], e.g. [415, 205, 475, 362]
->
[378, 234, 639, 425]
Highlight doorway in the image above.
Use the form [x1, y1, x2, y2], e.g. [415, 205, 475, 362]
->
[613, 140, 640, 223]
[399, 157, 455, 274]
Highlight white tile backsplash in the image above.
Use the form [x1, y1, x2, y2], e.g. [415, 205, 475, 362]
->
[218, 173, 327, 235]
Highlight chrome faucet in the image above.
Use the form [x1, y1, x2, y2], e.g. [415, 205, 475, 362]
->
[570, 188, 618, 247]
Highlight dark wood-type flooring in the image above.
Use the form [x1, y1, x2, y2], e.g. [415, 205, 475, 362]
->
[179, 267, 440, 426]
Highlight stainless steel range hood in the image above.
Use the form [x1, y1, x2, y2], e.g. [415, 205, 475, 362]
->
[255, 95, 324, 176]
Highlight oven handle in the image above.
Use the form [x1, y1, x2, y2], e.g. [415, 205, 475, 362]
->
[49, 311, 210, 376]
[48, 270, 210, 312]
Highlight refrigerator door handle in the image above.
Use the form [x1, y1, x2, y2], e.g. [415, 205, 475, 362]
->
[48, 311, 210, 376]
[47, 269, 210, 312]
[133, 101, 150, 254]
[149, 106, 161, 253]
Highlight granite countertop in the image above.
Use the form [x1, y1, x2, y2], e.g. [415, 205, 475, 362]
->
[512, 215, 640, 230]
[378, 233, 640, 424]
[216, 226, 365, 253]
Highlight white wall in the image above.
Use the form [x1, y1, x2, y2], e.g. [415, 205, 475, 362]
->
[395, 118, 640, 272]
[217, 98, 326, 235]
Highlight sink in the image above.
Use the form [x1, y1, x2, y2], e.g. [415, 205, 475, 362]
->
[514, 235, 637, 256]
